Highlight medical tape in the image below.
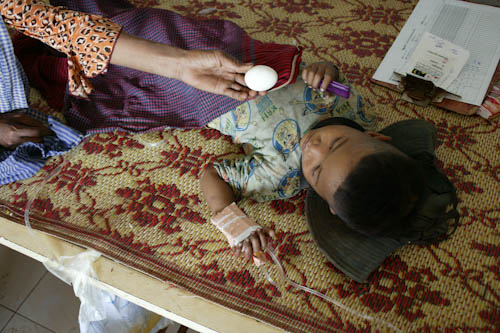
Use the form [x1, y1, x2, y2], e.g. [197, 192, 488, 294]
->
[210, 202, 261, 247]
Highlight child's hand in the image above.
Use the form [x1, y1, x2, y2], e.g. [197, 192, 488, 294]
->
[232, 227, 275, 262]
[302, 61, 339, 95]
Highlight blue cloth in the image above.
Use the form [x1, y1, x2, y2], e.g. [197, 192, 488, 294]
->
[0, 20, 28, 112]
[0, 18, 83, 185]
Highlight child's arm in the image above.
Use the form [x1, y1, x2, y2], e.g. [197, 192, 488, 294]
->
[200, 165, 237, 214]
[201, 165, 273, 262]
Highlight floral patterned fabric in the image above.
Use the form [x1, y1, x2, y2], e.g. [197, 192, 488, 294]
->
[0, 1, 499, 332]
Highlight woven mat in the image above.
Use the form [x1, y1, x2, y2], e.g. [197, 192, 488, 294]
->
[1, 0, 500, 331]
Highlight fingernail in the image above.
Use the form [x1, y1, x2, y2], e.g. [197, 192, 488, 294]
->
[320, 88, 325, 92]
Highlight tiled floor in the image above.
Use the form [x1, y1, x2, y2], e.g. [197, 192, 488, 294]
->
[0, 245, 198, 333]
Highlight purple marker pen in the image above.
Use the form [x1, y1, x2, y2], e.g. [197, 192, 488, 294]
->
[319, 79, 351, 99]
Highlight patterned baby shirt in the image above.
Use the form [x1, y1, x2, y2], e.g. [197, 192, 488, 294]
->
[208, 68, 377, 202]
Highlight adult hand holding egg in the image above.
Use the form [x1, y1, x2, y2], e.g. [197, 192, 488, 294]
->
[244, 65, 278, 92]
[166, 49, 264, 101]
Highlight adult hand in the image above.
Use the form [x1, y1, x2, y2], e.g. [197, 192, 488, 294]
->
[179, 49, 263, 101]
[112, 32, 264, 101]
[232, 227, 275, 263]
[0, 112, 53, 149]
[302, 61, 339, 96]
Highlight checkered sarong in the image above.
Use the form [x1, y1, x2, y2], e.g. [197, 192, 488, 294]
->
[54, 0, 302, 133]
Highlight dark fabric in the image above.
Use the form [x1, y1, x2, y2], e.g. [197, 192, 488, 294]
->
[11, 33, 68, 110]
[305, 120, 459, 283]
[310, 116, 366, 132]
[306, 190, 402, 283]
[51, 0, 302, 133]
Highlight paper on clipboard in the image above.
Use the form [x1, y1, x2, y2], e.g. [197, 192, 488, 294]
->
[395, 32, 469, 95]
[373, 0, 500, 106]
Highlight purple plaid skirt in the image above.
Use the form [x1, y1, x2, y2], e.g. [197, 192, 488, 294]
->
[52, 0, 301, 133]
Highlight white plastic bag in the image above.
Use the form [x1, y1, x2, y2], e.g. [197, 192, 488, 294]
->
[44, 249, 170, 333]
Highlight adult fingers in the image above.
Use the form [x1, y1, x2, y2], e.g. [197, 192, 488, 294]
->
[229, 82, 243, 91]
[247, 90, 258, 100]
[18, 136, 44, 144]
[5, 113, 52, 136]
[37, 125, 53, 137]
[223, 86, 248, 101]
[233, 74, 261, 99]
[227, 61, 253, 74]
[9, 113, 44, 127]
[3, 135, 44, 149]
[233, 73, 247, 87]
[217, 51, 253, 74]
[15, 126, 51, 138]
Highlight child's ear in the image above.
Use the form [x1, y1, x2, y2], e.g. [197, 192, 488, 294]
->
[329, 206, 336, 215]
[366, 131, 392, 142]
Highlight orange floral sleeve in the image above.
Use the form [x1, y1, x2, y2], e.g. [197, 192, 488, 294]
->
[0, 0, 122, 98]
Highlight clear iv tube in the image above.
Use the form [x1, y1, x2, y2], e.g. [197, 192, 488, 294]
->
[262, 246, 402, 332]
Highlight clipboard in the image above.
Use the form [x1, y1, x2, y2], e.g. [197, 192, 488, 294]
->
[371, 61, 500, 115]
[371, 0, 500, 116]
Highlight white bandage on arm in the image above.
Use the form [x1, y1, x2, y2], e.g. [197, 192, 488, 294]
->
[210, 203, 262, 247]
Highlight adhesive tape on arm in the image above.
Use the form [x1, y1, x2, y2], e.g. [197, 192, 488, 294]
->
[244, 65, 278, 92]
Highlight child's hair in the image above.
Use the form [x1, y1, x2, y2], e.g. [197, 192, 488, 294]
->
[332, 150, 426, 237]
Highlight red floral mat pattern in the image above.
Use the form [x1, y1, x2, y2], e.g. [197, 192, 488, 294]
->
[1, 0, 500, 332]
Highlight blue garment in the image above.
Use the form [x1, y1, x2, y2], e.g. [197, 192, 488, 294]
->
[0, 19, 83, 185]
[0, 20, 28, 112]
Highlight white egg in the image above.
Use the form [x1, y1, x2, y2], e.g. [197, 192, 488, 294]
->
[244, 65, 278, 92]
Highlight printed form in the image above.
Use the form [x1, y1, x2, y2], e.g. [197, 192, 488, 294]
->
[373, 0, 500, 105]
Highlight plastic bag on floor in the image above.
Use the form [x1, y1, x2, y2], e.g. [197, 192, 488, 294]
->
[43, 249, 170, 333]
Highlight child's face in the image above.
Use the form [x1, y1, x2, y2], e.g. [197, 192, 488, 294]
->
[301, 125, 383, 209]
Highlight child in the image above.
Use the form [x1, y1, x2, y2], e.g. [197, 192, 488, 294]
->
[200, 61, 427, 265]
